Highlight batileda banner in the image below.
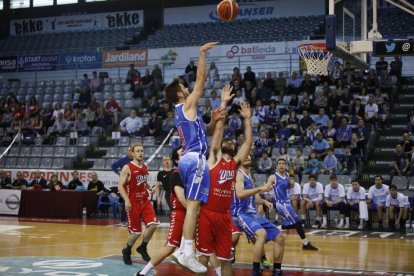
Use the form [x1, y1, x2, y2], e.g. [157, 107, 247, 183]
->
[10, 10, 144, 35]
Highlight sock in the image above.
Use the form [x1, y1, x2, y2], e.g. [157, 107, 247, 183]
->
[345, 217, 350, 225]
[294, 221, 306, 240]
[275, 214, 279, 221]
[214, 266, 221, 276]
[339, 218, 344, 225]
[179, 236, 185, 251]
[273, 263, 282, 271]
[359, 219, 364, 226]
[125, 243, 132, 253]
[140, 262, 154, 275]
[322, 216, 327, 224]
[139, 241, 148, 250]
[301, 238, 309, 245]
[301, 214, 306, 220]
[253, 262, 260, 271]
[316, 216, 321, 222]
[183, 239, 193, 257]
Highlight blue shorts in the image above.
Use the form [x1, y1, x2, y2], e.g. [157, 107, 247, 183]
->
[276, 201, 301, 226]
[232, 213, 280, 242]
[371, 202, 387, 212]
[178, 152, 210, 204]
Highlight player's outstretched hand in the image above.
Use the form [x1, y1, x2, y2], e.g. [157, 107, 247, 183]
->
[221, 84, 235, 103]
[200, 42, 219, 53]
[211, 107, 226, 122]
[240, 102, 251, 119]
[264, 200, 273, 210]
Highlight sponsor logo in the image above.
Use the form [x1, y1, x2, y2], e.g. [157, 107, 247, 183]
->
[106, 11, 140, 28]
[226, 44, 276, 59]
[13, 19, 43, 35]
[136, 174, 148, 185]
[0, 59, 16, 67]
[160, 49, 178, 66]
[385, 42, 396, 53]
[64, 54, 97, 64]
[209, 3, 274, 21]
[5, 194, 20, 210]
[402, 42, 411, 52]
[103, 49, 147, 67]
[218, 170, 235, 184]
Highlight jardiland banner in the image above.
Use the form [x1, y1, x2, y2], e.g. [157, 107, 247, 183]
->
[102, 49, 148, 68]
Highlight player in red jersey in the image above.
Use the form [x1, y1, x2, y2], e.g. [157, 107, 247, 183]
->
[136, 146, 186, 276]
[195, 85, 252, 276]
[118, 143, 159, 265]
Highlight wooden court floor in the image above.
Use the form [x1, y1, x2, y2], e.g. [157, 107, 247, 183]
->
[0, 216, 413, 275]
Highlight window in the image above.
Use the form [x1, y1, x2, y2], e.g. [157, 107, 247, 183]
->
[57, 0, 77, 4]
[33, 0, 53, 7]
[10, 0, 30, 9]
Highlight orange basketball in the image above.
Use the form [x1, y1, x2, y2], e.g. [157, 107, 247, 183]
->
[217, 0, 239, 22]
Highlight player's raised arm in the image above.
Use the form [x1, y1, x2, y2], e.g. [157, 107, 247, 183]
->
[206, 85, 233, 136]
[184, 42, 219, 112]
[235, 102, 253, 165]
[118, 165, 131, 210]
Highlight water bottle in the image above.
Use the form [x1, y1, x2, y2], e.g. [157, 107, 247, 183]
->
[82, 207, 87, 219]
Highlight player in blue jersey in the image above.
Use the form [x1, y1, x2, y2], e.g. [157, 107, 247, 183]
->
[231, 155, 285, 276]
[266, 158, 318, 251]
[164, 41, 223, 273]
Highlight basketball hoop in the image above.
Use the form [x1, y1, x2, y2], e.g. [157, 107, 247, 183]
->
[298, 43, 333, 76]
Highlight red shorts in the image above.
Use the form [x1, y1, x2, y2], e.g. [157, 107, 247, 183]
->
[167, 209, 186, 248]
[127, 200, 159, 234]
[196, 208, 232, 260]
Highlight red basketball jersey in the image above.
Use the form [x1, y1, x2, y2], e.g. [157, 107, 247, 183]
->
[125, 162, 149, 202]
[170, 169, 186, 211]
[205, 157, 237, 212]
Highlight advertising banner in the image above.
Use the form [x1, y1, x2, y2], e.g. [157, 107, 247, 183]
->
[17, 55, 59, 72]
[0, 190, 21, 215]
[59, 52, 102, 70]
[10, 10, 144, 35]
[102, 49, 148, 68]
[0, 56, 17, 72]
[164, 0, 324, 25]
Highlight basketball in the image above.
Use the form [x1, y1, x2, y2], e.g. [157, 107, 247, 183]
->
[217, 0, 239, 22]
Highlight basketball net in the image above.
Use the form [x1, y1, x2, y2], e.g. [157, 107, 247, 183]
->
[298, 43, 332, 76]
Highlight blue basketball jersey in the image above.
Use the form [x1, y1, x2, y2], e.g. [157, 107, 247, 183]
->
[273, 171, 290, 203]
[231, 169, 257, 216]
[175, 103, 208, 156]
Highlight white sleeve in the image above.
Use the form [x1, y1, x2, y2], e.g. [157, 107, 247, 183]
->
[367, 186, 374, 199]
[347, 187, 352, 200]
[294, 183, 301, 195]
[360, 187, 366, 200]
[338, 184, 345, 198]
[324, 185, 330, 198]
[317, 183, 324, 194]
[397, 194, 405, 208]
[302, 183, 309, 195]
[385, 195, 390, 207]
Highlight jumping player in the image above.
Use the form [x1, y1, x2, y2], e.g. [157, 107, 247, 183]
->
[266, 159, 318, 251]
[136, 146, 185, 275]
[232, 155, 285, 276]
[164, 41, 220, 273]
[196, 86, 252, 276]
[118, 143, 159, 265]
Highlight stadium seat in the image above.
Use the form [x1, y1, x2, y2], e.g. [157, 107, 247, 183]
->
[105, 159, 118, 170]
[52, 158, 64, 169]
[301, 174, 309, 184]
[105, 147, 118, 158]
[54, 147, 66, 157]
[16, 158, 28, 168]
[28, 157, 41, 169]
[318, 175, 331, 186]
[4, 157, 17, 168]
[337, 175, 351, 185]
[118, 136, 130, 146]
[40, 158, 53, 168]
[66, 147, 78, 157]
[8, 147, 19, 157]
[31, 147, 42, 157]
[78, 137, 90, 146]
[56, 137, 67, 146]
[42, 147, 54, 157]
[20, 146, 31, 156]
[92, 159, 106, 170]
[392, 176, 408, 190]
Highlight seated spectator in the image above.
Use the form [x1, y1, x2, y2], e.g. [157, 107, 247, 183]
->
[185, 60, 197, 84]
[11, 171, 28, 190]
[350, 98, 365, 124]
[390, 144, 409, 180]
[157, 101, 172, 119]
[0, 170, 12, 189]
[304, 122, 320, 146]
[84, 107, 96, 128]
[300, 173, 324, 228]
[67, 171, 84, 190]
[73, 113, 90, 136]
[386, 184, 410, 231]
[286, 111, 300, 135]
[229, 111, 242, 138]
[87, 172, 109, 195]
[350, 132, 364, 165]
[141, 68, 154, 96]
[209, 90, 221, 109]
[400, 132, 414, 155]
[257, 151, 273, 175]
[321, 174, 347, 229]
[288, 93, 299, 112]
[373, 88, 386, 106]
[277, 120, 290, 142]
[105, 96, 122, 125]
[77, 89, 92, 110]
[51, 103, 64, 121]
[231, 89, 246, 112]
[346, 180, 367, 229]
[200, 98, 212, 123]
[207, 62, 219, 86]
[321, 148, 338, 175]
[287, 71, 301, 95]
[367, 175, 389, 230]
[49, 174, 64, 191]
[89, 96, 101, 113]
[339, 88, 353, 114]
[379, 69, 396, 102]
[151, 64, 163, 93]
[334, 79, 344, 95]
[300, 74, 316, 95]
[327, 89, 340, 115]
[338, 146, 355, 175]
[321, 119, 336, 144]
[28, 171, 47, 190]
[146, 96, 160, 115]
[407, 107, 414, 134]
[313, 92, 328, 111]
[350, 70, 365, 94]
[375, 57, 388, 76]
[314, 107, 329, 128]
[312, 132, 329, 159]
[119, 109, 143, 136]
[47, 112, 70, 138]
[90, 71, 103, 92]
[298, 91, 313, 113]
[243, 66, 256, 88]
[266, 100, 280, 126]
[244, 80, 255, 104]
[162, 111, 175, 135]
[80, 73, 91, 93]
[305, 150, 319, 175]
[365, 96, 379, 130]
[64, 103, 76, 123]
[254, 130, 272, 158]
[96, 107, 112, 134]
[144, 111, 162, 137]
[27, 96, 40, 118]
[291, 149, 305, 183]
[378, 102, 391, 130]
[41, 103, 54, 130]
[263, 72, 275, 92]
[274, 72, 287, 100]
[332, 61, 343, 82]
[335, 117, 352, 147]
[231, 67, 243, 84]
[389, 56, 402, 82]
[126, 64, 139, 84]
[252, 99, 266, 124]
[0, 107, 13, 129]
[299, 109, 314, 136]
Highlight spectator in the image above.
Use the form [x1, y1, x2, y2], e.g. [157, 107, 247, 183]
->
[263, 72, 275, 92]
[185, 60, 197, 84]
[365, 96, 379, 129]
[254, 130, 272, 158]
[321, 119, 336, 143]
[367, 175, 389, 230]
[207, 62, 219, 85]
[73, 113, 90, 136]
[119, 109, 143, 136]
[162, 111, 175, 136]
[350, 98, 365, 123]
[51, 103, 64, 121]
[41, 103, 54, 130]
[277, 120, 290, 142]
[243, 66, 256, 88]
[126, 64, 139, 84]
[298, 91, 313, 113]
[299, 109, 314, 135]
[67, 171, 84, 190]
[63, 103, 76, 123]
[80, 73, 91, 93]
[386, 184, 410, 231]
[375, 57, 388, 75]
[146, 95, 160, 115]
[350, 132, 364, 165]
[266, 100, 280, 126]
[131, 71, 143, 98]
[332, 61, 343, 82]
[0, 170, 12, 189]
[229, 111, 243, 138]
[389, 56, 402, 81]
[305, 150, 319, 175]
[274, 72, 287, 100]
[11, 171, 28, 190]
[379, 70, 395, 102]
[339, 88, 353, 114]
[105, 96, 122, 125]
[321, 148, 338, 175]
[141, 68, 154, 96]
[231, 89, 246, 111]
[390, 144, 409, 179]
[244, 79, 255, 104]
[96, 107, 112, 134]
[151, 64, 163, 93]
[144, 111, 162, 137]
[158, 102, 172, 119]
[257, 151, 273, 174]
[84, 106, 96, 128]
[209, 90, 221, 109]
[327, 89, 340, 115]
[335, 117, 352, 147]
[338, 146, 354, 175]
[373, 88, 386, 106]
[408, 107, 414, 134]
[291, 149, 305, 183]
[350, 70, 365, 94]
[87, 172, 109, 195]
[365, 70, 378, 94]
[47, 112, 70, 138]
[287, 71, 301, 95]
[231, 67, 243, 84]
[28, 171, 47, 190]
[300, 74, 316, 95]
[288, 93, 299, 112]
[286, 111, 300, 135]
[312, 132, 330, 159]
[313, 91, 328, 111]
[27, 96, 40, 118]
[400, 132, 414, 154]
[252, 99, 266, 124]
[314, 107, 329, 127]
[200, 99, 212, 123]
[89, 96, 101, 113]
[304, 122, 320, 146]
[301, 173, 324, 228]
[49, 174, 64, 191]
[321, 174, 347, 229]
[77, 88, 92, 110]
[378, 102, 391, 130]
[90, 71, 102, 92]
